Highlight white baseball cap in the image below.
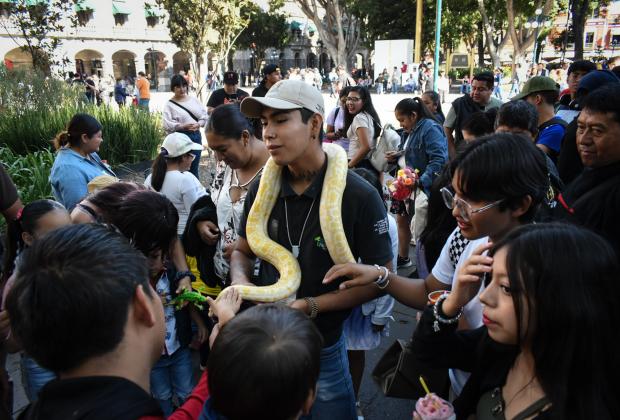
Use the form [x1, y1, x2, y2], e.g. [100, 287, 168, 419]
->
[161, 132, 203, 158]
[240, 79, 324, 118]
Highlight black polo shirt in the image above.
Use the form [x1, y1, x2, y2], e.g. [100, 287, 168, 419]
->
[238, 158, 393, 347]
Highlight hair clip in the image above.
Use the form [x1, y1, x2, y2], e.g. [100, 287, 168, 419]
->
[15, 207, 23, 221]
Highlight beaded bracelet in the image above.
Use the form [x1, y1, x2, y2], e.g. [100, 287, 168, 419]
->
[432, 293, 462, 332]
[373, 264, 390, 289]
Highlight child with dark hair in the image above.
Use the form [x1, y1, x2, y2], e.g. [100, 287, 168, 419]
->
[71, 181, 146, 224]
[0, 199, 71, 402]
[111, 190, 207, 416]
[413, 223, 620, 419]
[461, 109, 497, 142]
[325, 133, 549, 395]
[145, 133, 206, 236]
[6, 224, 209, 419]
[202, 302, 323, 420]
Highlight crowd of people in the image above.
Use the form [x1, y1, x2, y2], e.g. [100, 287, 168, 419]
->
[0, 54, 618, 420]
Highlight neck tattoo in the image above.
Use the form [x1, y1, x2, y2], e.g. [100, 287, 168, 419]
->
[291, 170, 318, 182]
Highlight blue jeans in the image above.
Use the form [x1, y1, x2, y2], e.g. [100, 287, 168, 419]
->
[150, 347, 194, 417]
[138, 98, 150, 111]
[177, 130, 202, 179]
[391, 83, 399, 94]
[21, 354, 55, 402]
[302, 334, 356, 420]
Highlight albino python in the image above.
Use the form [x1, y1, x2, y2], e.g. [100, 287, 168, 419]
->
[225, 142, 355, 302]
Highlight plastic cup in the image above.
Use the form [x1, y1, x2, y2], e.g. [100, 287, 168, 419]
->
[427, 291, 447, 305]
[414, 394, 456, 420]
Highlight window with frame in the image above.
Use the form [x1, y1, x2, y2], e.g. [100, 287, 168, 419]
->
[585, 32, 595, 48]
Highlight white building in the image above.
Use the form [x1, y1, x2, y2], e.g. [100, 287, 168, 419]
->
[0, 0, 209, 91]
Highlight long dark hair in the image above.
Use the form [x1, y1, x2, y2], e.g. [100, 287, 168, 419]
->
[488, 223, 620, 419]
[422, 91, 444, 121]
[85, 182, 146, 223]
[2, 200, 66, 280]
[53, 113, 102, 150]
[395, 97, 437, 123]
[343, 86, 382, 138]
[150, 150, 184, 192]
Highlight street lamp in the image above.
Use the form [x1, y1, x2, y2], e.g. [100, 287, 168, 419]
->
[525, 8, 546, 64]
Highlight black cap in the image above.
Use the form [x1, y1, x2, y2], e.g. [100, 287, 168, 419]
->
[262, 64, 280, 77]
[223, 71, 239, 85]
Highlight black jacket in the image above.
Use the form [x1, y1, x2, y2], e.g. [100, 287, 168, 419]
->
[554, 162, 620, 260]
[451, 95, 484, 152]
[182, 195, 220, 288]
[18, 376, 162, 420]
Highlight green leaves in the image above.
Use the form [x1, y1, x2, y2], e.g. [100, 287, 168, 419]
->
[0, 147, 55, 205]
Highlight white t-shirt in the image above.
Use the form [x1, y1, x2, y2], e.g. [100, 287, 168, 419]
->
[326, 105, 345, 131]
[145, 170, 207, 235]
[431, 227, 489, 395]
[347, 111, 375, 160]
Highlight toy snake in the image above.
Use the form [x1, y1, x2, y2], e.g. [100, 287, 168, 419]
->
[226, 142, 355, 302]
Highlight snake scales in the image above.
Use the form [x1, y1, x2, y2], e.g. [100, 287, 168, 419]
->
[226, 142, 355, 302]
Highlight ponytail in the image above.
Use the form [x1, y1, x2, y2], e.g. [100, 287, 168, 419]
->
[150, 151, 169, 192]
[2, 200, 66, 280]
[53, 131, 70, 150]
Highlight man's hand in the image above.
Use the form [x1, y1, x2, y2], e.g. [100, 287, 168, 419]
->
[323, 263, 379, 290]
[197, 221, 220, 245]
[222, 241, 235, 261]
[175, 277, 192, 295]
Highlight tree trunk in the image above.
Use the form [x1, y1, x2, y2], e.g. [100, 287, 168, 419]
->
[478, 0, 500, 67]
[477, 21, 485, 67]
[572, 0, 591, 60]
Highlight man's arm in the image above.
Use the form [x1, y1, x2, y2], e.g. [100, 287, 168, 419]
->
[228, 236, 256, 286]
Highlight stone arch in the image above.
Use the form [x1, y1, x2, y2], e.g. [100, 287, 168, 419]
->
[75, 49, 104, 77]
[173, 51, 191, 74]
[307, 52, 317, 68]
[144, 50, 166, 89]
[4, 47, 33, 71]
[112, 50, 137, 81]
[294, 52, 301, 68]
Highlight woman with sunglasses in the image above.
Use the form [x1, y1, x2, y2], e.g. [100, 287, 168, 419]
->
[145, 132, 206, 236]
[412, 223, 619, 419]
[344, 86, 382, 170]
[200, 104, 269, 286]
[324, 133, 549, 394]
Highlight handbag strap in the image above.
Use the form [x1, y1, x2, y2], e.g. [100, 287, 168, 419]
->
[169, 99, 200, 122]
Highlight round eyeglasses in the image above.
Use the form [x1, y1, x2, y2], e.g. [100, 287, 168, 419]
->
[440, 187, 504, 223]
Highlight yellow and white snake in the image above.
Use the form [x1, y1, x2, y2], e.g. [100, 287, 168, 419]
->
[227, 142, 355, 302]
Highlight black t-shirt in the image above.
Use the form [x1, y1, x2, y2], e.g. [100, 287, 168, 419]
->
[252, 83, 269, 97]
[0, 164, 18, 212]
[206, 88, 249, 108]
[238, 160, 393, 347]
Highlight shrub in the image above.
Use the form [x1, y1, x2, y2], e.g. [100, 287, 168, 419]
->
[0, 146, 54, 205]
[0, 66, 163, 165]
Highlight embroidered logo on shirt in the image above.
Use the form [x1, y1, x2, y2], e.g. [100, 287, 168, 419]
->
[314, 235, 327, 251]
[373, 217, 389, 235]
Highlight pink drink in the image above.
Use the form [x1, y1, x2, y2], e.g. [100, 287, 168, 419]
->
[413, 393, 456, 420]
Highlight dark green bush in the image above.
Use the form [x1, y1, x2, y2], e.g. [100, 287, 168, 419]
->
[0, 66, 163, 165]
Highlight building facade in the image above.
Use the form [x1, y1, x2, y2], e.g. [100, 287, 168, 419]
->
[0, 0, 208, 91]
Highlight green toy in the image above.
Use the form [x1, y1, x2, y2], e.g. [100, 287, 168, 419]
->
[169, 290, 207, 310]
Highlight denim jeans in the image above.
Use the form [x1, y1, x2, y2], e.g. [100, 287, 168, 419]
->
[302, 334, 356, 420]
[150, 347, 194, 417]
[177, 130, 202, 179]
[21, 354, 55, 402]
[138, 98, 150, 111]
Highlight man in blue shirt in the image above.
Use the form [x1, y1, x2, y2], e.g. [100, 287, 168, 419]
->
[513, 76, 566, 164]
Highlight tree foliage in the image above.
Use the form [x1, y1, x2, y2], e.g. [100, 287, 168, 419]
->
[293, 0, 361, 70]
[237, 3, 288, 70]
[0, 0, 77, 74]
[157, 0, 249, 97]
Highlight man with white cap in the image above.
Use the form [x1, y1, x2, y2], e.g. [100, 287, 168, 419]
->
[231, 80, 393, 419]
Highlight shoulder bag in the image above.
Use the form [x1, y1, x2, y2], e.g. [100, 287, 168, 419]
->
[369, 124, 401, 172]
